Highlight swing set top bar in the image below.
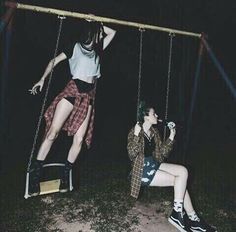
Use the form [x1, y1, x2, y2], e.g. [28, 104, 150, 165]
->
[5, 1, 201, 38]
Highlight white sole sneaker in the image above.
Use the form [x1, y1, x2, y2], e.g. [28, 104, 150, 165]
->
[190, 228, 206, 232]
[168, 217, 188, 232]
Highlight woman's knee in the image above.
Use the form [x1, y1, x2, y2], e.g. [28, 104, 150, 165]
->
[46, 127, 59, 141]
[73, 134, 84, 147]
[178, 165, 188, 179]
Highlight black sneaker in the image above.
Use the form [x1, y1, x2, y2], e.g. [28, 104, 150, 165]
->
[168, 209, 188, 232]
[182, 211, 192, 232]
[59, 161, 72, 193]
[204, 224, 217, 232]
[28, 160, 43, 196]
[59, 179, 69, 193]
[29, 182, 40, 196]
[187, 216, 217, 232]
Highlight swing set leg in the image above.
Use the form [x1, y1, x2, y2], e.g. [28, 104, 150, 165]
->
[24, 172, 30, 199]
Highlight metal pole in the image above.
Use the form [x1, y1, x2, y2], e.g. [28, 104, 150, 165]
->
[184, 40, 204, 155]
[201, 37, 236, 100]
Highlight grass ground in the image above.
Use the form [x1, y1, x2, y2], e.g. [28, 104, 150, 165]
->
[1, 154, 235, 232]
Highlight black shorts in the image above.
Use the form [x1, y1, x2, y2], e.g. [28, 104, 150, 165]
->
[64, 79, 95, 105]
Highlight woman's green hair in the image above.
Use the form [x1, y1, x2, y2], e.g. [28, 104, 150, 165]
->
[137, 100, 153, 123]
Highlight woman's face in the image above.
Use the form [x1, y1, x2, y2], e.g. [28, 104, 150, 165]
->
[145, 108, 158, 125]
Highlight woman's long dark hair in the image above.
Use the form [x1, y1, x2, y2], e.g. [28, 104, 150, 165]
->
[79, 21, 104, 57]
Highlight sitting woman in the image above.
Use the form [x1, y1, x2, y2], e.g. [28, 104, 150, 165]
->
[127, 101, 216, 232]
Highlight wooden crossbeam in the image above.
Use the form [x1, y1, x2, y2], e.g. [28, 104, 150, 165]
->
[5, 1, 201, 38]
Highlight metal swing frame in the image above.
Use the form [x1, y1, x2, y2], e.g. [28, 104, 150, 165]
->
[4, 1, 233, 198]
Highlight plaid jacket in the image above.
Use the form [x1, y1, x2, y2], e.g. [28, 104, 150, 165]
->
[127, 126, 174, 199]
[44, 80, 96, 148]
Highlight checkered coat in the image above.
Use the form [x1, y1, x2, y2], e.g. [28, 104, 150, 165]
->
[44, 80, 96, 148]
[127, 126, 174, 199]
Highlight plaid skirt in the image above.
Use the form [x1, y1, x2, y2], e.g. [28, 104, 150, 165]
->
[44, 80, 96, 148]
[141, 156, 160, 186]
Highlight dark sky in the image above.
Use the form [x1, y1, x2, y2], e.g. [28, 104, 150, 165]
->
[1, 0, 236, 164]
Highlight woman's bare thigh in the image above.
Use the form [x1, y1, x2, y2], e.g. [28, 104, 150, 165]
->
[49, 98, 73, 131]
[159, 163, 187, 177]
[73, 105, 92, 139]
[149, 169, 175, 187]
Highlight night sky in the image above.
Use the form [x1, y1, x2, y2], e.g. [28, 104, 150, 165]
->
[1, 0, 236, 195]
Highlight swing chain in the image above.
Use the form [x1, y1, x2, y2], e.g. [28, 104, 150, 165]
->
[137, 28, 144, 121]
[27, 16, 65, 172]
[163, 33, 174, 140]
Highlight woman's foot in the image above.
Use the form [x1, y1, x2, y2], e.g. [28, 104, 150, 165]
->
[188, 219, 217, 232]
[59, 160, 73, 193]
[29, 181, 40, 196]
[28, 160, 43, 196]
[183, 211, 217, 232]
[168, 209, 188, 232]
[59, 179, 69, 193]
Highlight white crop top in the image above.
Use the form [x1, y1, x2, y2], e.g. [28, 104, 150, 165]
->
[68, 43, 101, 81]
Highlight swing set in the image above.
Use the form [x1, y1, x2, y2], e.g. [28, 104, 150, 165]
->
[1, 1, 235, 199]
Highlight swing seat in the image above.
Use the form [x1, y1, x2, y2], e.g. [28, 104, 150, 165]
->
[39, 179, 61, 195]
[24, 163, 73, 199]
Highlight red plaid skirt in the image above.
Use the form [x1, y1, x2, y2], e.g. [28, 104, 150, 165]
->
[44, 80, 96, 148]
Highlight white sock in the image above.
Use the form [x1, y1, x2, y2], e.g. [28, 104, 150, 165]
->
[173, 199, 183, 212]
[188, 211, 200, 221]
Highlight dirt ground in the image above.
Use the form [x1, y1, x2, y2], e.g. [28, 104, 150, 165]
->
[129, 201, 178, 232]
[44, 196, 178, 232]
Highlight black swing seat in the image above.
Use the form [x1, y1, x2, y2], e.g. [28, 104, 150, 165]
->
[24, 163, 73, 199]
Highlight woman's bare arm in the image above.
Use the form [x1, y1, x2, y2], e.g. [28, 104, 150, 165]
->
[102, 25, 116, 50]
[29, 52, 67, 95]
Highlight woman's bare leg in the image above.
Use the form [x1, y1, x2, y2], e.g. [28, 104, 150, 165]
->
[67, 105, 92, 163]
[37, 98, 73, 161]
[158, 163, 188, 200]
[150, 164, 212, 231]
[59, 105, 92, 191]
[150, 163, 194, 213]
[183, 190, 195, 214]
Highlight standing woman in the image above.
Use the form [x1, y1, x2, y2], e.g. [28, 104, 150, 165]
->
[29, 21, 116, 196]
[127, 101, 216, 232]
